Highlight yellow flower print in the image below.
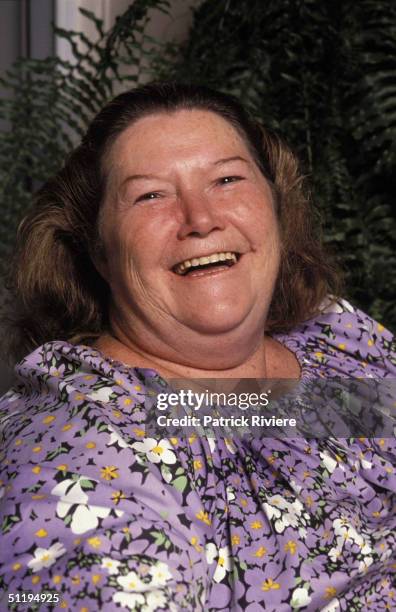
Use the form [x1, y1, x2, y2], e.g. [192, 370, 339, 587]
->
[111, 490, 126, 505]
[261, 578, 280, 591]
[193, 460, 203, 470]
[196, 510, 212, 526]
[35, 529, 48, 538]
[254, 546, 267, 558]
[325, 586, 337, 598]
[100, 466, 119, 480]
[284, 540, 297, 555]
[231, 535, 241, 546]
[250, 520, 263, 530]
[191, 536, 203, 552]
[87, 536, 101, 549]
[42, 415, 56, 424]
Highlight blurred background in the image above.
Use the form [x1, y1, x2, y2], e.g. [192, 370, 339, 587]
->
[1, 0, 395, 392]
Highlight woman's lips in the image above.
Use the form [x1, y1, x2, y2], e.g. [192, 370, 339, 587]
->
[182, 264, 234, 278]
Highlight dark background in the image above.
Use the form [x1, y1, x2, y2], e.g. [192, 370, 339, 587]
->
[1, 0, 395, 392]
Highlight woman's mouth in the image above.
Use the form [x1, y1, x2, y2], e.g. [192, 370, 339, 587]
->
[173, 252, 240, 276]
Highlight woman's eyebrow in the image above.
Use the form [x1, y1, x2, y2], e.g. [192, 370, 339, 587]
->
[213, 156, 250, 166]
[120, 173, 160, 187]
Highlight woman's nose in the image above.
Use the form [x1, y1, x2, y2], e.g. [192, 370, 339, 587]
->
[176, 188, 225, 239]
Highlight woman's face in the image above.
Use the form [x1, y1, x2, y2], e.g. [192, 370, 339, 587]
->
[99, 109, 280, 340]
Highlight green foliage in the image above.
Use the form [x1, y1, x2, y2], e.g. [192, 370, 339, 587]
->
[166, 0, 396, 330]
[0, 0, 395, 330]
[0, 0, 170, 263]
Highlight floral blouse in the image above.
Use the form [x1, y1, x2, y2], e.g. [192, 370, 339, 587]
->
[0, 297, 395, 611]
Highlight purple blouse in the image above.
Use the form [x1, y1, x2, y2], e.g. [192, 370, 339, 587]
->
[0, 296, 395, 611]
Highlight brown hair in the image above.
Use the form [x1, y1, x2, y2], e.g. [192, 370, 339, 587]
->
[1, 81, 342, 363]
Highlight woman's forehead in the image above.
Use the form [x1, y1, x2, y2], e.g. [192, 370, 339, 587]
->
[106, 109, 253, 174]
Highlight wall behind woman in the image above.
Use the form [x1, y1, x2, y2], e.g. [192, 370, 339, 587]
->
[0, 0, 198, 394]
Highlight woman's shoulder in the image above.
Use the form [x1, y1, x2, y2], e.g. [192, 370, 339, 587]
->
[0, 340, 162, 464]
[274, 295, 396, 378]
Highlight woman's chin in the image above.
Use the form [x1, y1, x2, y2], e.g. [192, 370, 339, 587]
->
[177, 304, 253, 336]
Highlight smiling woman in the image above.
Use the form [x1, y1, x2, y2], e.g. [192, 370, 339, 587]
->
[0, 82, 395, 611]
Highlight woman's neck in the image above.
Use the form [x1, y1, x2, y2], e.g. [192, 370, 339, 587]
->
[92, 331, 301, 380]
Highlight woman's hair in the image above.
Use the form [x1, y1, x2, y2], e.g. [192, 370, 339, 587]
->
[1, 81, 342, 363]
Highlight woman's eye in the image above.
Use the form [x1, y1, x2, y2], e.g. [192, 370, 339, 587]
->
[135, 192, 161, 203]
[218, 176, 244, 185]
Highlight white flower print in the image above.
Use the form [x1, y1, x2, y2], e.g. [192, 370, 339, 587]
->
[101, 557, 122, 575]
[107, 425, 130, 449]
[213, 546, 232, 583]
[321, 599, 340, 612]
[289, 479, 303, 495]
[333, 517, 372, 552]
[207, 438, 217, 453]
[329, 547, 341, 563]
[51, 477, 111, 534]
[226, 486, 235, 502]
[204, 542, 232, 583]
[263, 495, 307, 533]
[291, 586, 312, 608]
[27, 542, 66, 572]
[161, 464, 173, 483]
[262, 497, 282, 521]
[360, 457, 373, 470]
[132, 438, 176, 465]
[117, 571, 148, 592]
[224, 438, 236, 454]
[87, 386, 114, 403]
[148, 561, 173, 586]
[358, 556, 374, 573]
[205, 542, 217, 565]
[113, 592, 145, 609]
[319, 296, 354, 314]
[141, 591, 167, 611]
[319, 450, 338, 474]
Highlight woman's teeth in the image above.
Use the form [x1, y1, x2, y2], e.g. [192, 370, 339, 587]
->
[174, 252, 238, 275]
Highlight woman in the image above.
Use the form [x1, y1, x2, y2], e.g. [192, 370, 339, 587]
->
[0, 82, 395, 611]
